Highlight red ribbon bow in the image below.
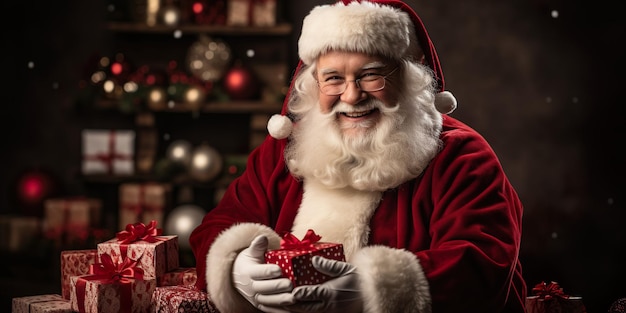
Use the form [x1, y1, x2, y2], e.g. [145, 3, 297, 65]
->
[116, 220, 162, 244]
[532, 281, 570, 300]
[90, 253, 144, 282]
[280, 229, 322, 250]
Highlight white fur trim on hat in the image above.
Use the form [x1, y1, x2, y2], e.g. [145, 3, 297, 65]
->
[298, 1, 415, 65]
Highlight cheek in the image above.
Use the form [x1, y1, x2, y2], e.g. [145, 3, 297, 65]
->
[377, 89, 398, 107]
[318, 94, 338, 113]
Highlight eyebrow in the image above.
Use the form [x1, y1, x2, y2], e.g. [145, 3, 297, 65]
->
[318, 61, 387, 76]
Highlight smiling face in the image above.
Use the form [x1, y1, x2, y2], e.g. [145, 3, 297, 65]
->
[285, 50, 443, 191]
[315, 51, 400, 138]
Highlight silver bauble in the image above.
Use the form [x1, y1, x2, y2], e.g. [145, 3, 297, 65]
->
[190, 144, 223, 182]
[164, 204, 206, 250]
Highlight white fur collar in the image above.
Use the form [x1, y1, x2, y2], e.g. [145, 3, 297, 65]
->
[291, 180, 383, 260]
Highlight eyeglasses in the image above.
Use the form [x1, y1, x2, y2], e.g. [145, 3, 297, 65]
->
[317, 67, 398, 96]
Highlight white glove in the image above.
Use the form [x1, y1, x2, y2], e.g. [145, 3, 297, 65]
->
[288, 256, 363, 313]
[232, 235, 295, 313]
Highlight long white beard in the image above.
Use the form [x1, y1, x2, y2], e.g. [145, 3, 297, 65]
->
[285, 74, 442, 191]
[286, 62, 443, 254]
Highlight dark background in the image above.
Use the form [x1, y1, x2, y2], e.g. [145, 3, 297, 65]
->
[2, 0, 625, 312]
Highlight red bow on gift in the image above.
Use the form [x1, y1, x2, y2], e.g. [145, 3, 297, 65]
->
[90, 253, 144, 282]
[532, 281, 570, 300]
[116, 220, 163, 244]
[280, 229, 322, 250]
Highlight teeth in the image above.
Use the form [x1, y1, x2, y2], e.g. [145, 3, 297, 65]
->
[345, 110, 370, 118]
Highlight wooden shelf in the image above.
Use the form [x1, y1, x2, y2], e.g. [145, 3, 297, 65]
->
[80, 173, 234, 189]
[106, 22, 293, 36]
[96, 99, 282, 114]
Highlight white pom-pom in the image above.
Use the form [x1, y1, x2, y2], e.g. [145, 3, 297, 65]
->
[434, 91, 457, 114]
[267, 114, 293, 139]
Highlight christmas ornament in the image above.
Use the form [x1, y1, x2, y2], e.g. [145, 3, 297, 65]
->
[164, 204, 206, 250]
[186, 35, 232, 82]
[160, 5, 182, 26]
[102, 79, 123, 100]
[147, 86, 167, 110]
[166, 140, 193, 167]
[190, 143, 223, 182]
[13, 168, 60, 216]
[183, 84, 206, 110]
[223, 62, 260, 100]
[108, 53, 134, 82]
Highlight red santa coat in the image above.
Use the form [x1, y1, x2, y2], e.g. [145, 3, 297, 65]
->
[189, 114, 526, 313]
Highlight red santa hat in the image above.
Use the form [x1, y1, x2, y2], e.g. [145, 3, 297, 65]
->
[267, 0, 457, 140]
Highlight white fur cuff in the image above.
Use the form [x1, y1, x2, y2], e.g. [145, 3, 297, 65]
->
[352, 245, 432, 313]
[206, 223, 281, 313]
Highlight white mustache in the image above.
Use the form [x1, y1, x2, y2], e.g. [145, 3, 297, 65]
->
[331, 100, 382, 115]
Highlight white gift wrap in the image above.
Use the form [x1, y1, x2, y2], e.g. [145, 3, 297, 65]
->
[82, 129, 135, 175]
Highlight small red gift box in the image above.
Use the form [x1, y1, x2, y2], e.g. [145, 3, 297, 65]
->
[97, 220, 179, 279]
[157, 267, 198, 287]
[151, 284, 220, 313]
[265, 229, 345, 287]
[525, 281, 587, 313]
[12, 294, 72, 313]
[70, 254, 156, 313]
[60, 249, 98, 300]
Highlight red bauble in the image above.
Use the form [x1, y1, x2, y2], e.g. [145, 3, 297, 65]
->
[13, 168, 60, 216]
[18, 172, 50, 204]
[223, 64, 260, 100]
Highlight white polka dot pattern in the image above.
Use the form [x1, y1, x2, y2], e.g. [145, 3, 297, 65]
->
[265, 243, 345, 287]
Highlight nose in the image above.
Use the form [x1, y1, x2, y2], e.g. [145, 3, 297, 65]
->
[340, 81, 367, 105]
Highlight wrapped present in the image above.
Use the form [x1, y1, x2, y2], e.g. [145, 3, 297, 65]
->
[43, 197, 102, 246]
[265, 229, 345, 287]
[60, 249, 98, 300]
[0, 214, 40, 252]
[70, 254, 156, 313]
[251, 0, 276, 26]
[118, 182, 171, 231]
[151, 284, 219, 313]
[227, 0, 276, 27]
[97, 220, 179, 279]
[82, 129, 135, 175]
[12, 294, 72, 313]
[525, 281, 587, 313]
[157, 267, 198, 287]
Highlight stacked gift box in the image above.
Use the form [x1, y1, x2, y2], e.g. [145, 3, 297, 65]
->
[0, 214, 41, 252]
[226, 0, 277, 27]
[12, 220, 219, 313]
[43, 197, 104, 248]
[82, 129, 135, 176]
[118, 182, 172, 231]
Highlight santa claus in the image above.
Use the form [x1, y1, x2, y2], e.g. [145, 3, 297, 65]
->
[189, 1, 526, 312]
